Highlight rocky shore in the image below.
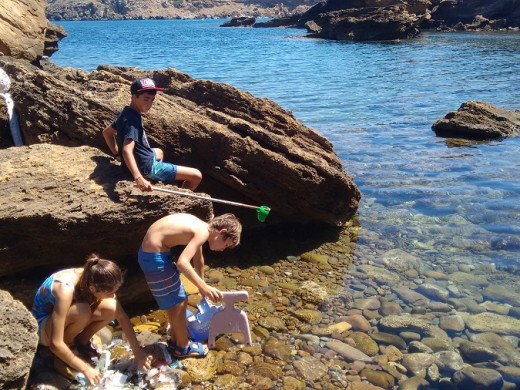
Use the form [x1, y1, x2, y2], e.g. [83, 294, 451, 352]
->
[26, 222, 520, 389]
[2, 0, 520, 388]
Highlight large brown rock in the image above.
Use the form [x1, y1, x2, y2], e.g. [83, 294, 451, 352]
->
[0, 0, 48, 61]
[432, 101, 520, 140]
[0, 289, 38, 389]
[0, 56, 360, 227]
[0, 143, 213, 278]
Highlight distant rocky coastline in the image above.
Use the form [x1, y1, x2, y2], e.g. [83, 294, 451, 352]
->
[45, 0, 315, 21]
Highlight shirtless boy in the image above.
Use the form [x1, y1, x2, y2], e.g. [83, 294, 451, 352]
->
[138, 213, 241, 357]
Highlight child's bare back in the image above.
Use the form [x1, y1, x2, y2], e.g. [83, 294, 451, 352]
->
[141, 213, 209, 252]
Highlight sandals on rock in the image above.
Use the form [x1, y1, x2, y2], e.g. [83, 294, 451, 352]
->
[167, 340, 207, 358]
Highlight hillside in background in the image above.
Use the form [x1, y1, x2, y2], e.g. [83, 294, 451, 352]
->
[46, 0, 316, 20]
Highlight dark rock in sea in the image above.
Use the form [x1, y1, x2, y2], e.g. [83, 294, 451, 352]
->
[0, 56, 360, 228]
[306, 4, 424, 41]
[0, 289, 38, 389]
[257, 0, 520, 35]
[428, 0, 520, 30]
[221, 16, 256, 27]
[254, 14, 301, 28]
[256, 0, 430, 40]
[432, 101, 520, 140]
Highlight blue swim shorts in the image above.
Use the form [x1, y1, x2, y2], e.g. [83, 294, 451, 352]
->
[147, 155, 177, 184]
[138, 247, 186, 310]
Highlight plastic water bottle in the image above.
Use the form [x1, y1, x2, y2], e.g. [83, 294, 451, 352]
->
[95, 350, 111, 372]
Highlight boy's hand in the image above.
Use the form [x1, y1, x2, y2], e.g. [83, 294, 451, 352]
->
[135, 176, 153, 192]
[134, 349, 153, 371]
[201, 285, 223, 303]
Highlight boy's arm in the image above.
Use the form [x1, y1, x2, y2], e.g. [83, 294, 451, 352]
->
[114, 299, 152, 371]
[122, 139, 152, 192]
[192, 246, 205, 279]
[102, 124, 119, 159]
[176, 236, 222, 302]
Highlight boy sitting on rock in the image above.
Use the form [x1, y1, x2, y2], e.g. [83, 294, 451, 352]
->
[102, 77, 202, 191]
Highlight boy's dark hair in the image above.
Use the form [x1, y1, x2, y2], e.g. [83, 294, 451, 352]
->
[132, 90, 157, 98]
[210, 213, 242, 248]
[75, 254, 124, 304]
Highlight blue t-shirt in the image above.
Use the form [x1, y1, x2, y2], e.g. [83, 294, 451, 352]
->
[113, 106, 155, 177]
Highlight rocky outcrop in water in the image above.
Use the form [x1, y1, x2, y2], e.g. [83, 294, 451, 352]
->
[0, 56, 360, 228]
[432, 101, 520, 140]
[221, 17, 256, 27]
[0, 289, 38, 389]
[428, 0, 520, 30]
[305, 4, 424, 41]
[253, 0, 520, 37]
[254, 0, 429, 41]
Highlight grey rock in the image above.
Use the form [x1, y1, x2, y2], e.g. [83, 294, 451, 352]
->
[497, 366, 520, 385]
[439, 315, 465, 333]
[370, 331, 407, 350]
[325, 340, 373, 362]
[483, 286, 520, 307]
[452, 366, 504, 389]
[417, 283, 449, 301]
[459, 340, 499, 363]
[434, 350, 465, 374]
[402, 353, 436, 377]
[408, 341, 434, 354]
[379, 314, 433, 336]
[393, 286, 429, 305]
[460, 312, 520, 337]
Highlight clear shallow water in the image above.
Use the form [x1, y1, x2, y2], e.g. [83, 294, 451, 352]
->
[52, 19, 520, 270]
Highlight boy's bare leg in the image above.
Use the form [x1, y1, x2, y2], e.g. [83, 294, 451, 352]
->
[152, 148, 164, 161]
[166, 300, 189, 346]
[166, 300, 208, 354]
[175, 166, 202, 191]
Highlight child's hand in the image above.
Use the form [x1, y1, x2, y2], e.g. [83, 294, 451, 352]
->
[135, 349, 153, 371]
[83, 365, 103, 385]
[202, 285, 223, 303]
[135, 176, 153, 192]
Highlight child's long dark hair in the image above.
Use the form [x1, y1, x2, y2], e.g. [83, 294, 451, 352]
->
[75, 254, 124, 305]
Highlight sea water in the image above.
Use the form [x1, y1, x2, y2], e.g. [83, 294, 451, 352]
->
[51, 19, 520, 274]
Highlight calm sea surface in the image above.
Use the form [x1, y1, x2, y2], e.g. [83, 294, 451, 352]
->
[52, 19, 520, 273]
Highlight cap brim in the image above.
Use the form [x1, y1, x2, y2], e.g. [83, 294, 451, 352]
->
[137, 87, 165, 92]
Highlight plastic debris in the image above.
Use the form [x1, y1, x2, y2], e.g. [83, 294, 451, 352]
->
[186, 297, 222, 341]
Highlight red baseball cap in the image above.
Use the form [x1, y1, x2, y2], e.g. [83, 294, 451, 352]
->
[130, 78, 165, 94]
